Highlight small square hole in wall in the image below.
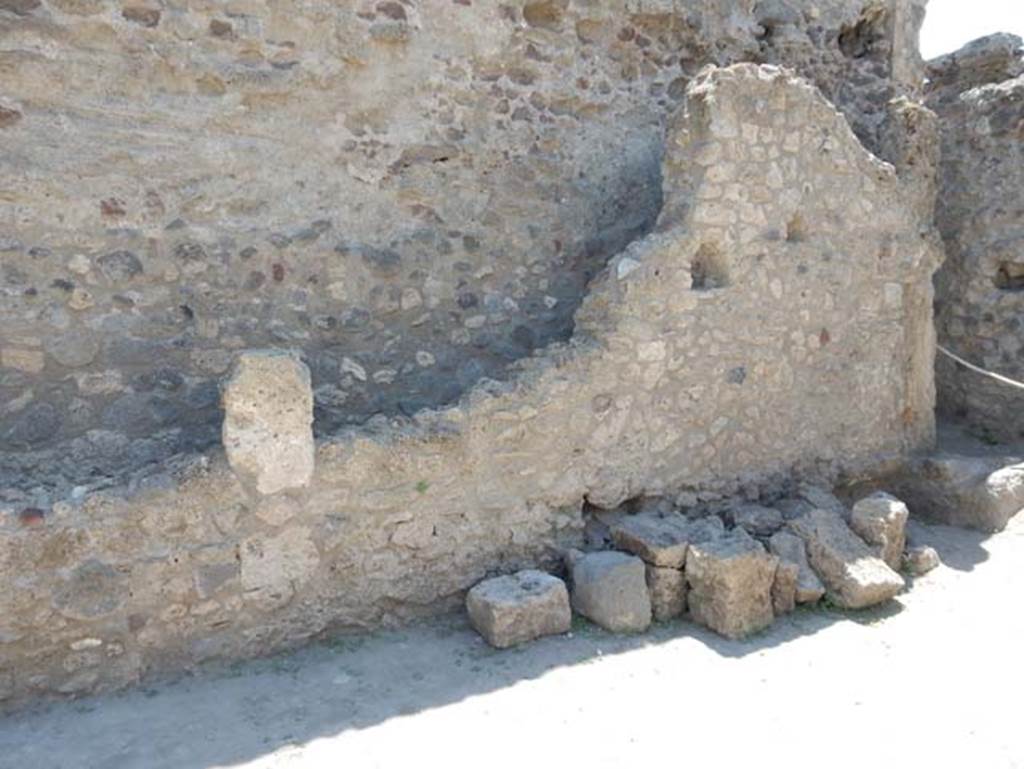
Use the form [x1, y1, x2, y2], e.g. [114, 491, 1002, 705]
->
[690, 242, 728, 290]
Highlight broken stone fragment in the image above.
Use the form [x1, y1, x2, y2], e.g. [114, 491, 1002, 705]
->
[789, 509, 905, 609]
[850, 491, 909, 570]
[731, 504, 785, 538]
[771, 560, 800, 616]
[570, 551, 651, 633]
[609, 512, 692, 568]
[796, 483, 849, 520]
[768, 530, 825, 604]
[645, 565, 686, 622]
[685, 528, 778, 640]
[466, 570, 571, 649]
[222, 350, 315, 495]
[903, 545, 941, 576]
[893, 454, 1024, 532]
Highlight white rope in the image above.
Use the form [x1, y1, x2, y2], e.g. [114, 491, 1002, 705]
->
[937, 343, 1024, 392]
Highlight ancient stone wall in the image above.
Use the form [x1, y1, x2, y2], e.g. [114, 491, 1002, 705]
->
[926, 34, 1024, 442]
[0, 0, 926, 500]
[0, 64, 941, 708]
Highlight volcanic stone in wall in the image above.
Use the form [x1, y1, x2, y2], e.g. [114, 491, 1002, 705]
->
[927, 34, 1024, 441]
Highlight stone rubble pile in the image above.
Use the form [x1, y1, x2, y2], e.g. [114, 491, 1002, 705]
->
[467, 486, 943, 647]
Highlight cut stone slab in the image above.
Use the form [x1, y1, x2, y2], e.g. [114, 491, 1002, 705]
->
[609, 513, 692, 568]
[903, 545, 941, 576]
[685, 528, 778, 640]
[645, 565, 686, 622]
[732, 504, 785, 538]
[768, 531, 825, 604]
[571, 552, 651, 633]
[789, 509, 905, 609]
[466, 570, 571, 649]
[771, 560, 799, 616]
[850, 491, 909, 570]
[222, 350, 315, 495]
[893, 454, 1024, 532]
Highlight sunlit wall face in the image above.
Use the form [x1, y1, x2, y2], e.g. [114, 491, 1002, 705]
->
[920, 0, 1024, 59]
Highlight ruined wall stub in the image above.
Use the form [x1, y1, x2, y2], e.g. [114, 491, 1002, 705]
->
[0, 0, 926, 499]
[0, 64, 941, 709]
[927, 34, 1024, 441]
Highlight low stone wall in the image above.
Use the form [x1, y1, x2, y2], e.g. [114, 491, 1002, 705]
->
[927, 34, 1024, 441]
[0, 64, 941, 709]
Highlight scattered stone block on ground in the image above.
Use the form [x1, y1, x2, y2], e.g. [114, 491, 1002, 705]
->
[609, 513, 693, 568]
[685, 528, 778, 640]
[646, 565, 686, 622]
[466, 570, 571, 648]
[894, 454, 1024, 532]
[771, 560, 799, 615]
[789, 509, 905, 609]
[903, 545, 941, 576]
[222, 350, 315, 495]
[850, 491, 909, 570]
[768, 531, 826, 604]
[570, 552, 652, 633]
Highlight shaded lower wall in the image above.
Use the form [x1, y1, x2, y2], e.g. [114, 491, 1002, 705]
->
[927, 35, 1024, 441]
[0, 65, 941, 709]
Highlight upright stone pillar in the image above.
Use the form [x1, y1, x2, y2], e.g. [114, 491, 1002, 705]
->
[222, 350, 315, 495]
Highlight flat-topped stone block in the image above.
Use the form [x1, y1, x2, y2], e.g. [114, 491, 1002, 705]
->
[609, 513, 691, 568]
[466, 570, 571, 649]
[571, 552, 651, 633]
[789, 509, 905, 609]
[850, 491, 909, 570]
[685, 528, 778, 640]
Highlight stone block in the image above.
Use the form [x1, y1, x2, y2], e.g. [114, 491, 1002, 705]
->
[850, 491, 909, 570]
[645, 565, 686, 622]
[609, 512, 691, 568]
[466, 570, 571, 649]
[771, 560, 799, 615]
[222, 350, 315, 495]
[895, 454, 1024, 532]
[685, 528, 778, 639]
[571, 552, 651, 633]
[903, 545, 941, 576]
[789, 509, 905, 609]
[768, 530, 825, 604]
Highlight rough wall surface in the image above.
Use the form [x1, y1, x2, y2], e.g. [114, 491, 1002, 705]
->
[927, 34, 1024, 441]
[0, 64, 940, 708]
[0, 0, 926, 499]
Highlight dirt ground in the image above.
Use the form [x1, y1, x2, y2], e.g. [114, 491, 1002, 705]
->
[1, 507, 1021, 769]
